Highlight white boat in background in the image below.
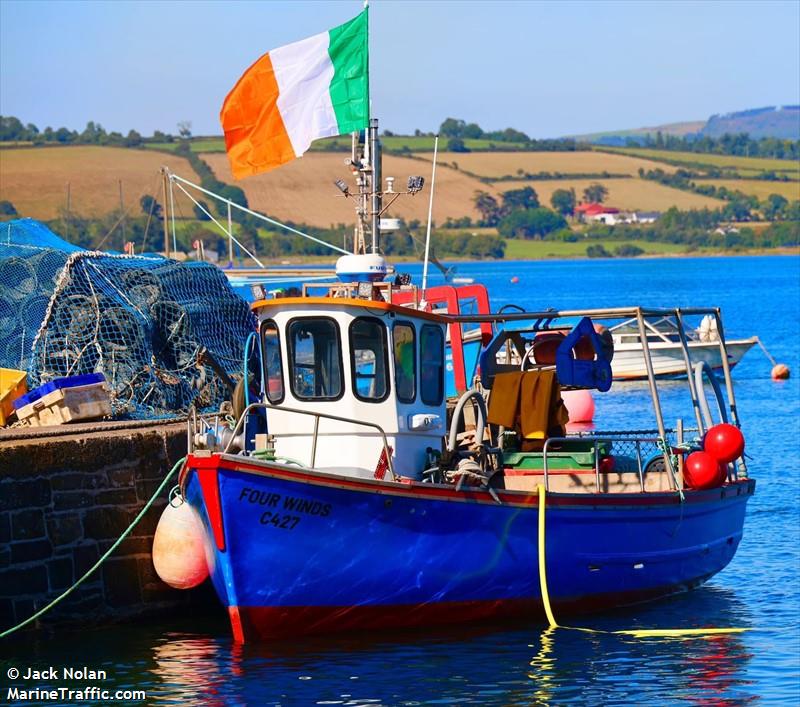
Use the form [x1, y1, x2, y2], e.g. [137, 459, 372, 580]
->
[609, 315, 757, 380]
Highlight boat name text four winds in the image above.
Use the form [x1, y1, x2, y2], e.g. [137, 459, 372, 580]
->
[20, 667, 107, 680]
[239, 488, 332, 517]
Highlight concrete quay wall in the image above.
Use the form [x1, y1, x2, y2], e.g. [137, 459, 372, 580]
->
[0, 421, 215, 632]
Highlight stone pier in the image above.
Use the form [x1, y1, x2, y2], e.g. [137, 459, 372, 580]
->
[0, 420, 216, 632]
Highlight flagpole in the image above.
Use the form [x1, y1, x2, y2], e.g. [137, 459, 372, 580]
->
[421, 135, 439, 293]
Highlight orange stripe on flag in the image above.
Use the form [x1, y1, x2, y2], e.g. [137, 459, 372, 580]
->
[220, 51, 296, 179]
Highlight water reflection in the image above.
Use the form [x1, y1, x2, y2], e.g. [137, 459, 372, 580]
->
[150, 635, 241, 706]
[137, 585, 758, 705]
[521, 586, 756, 706]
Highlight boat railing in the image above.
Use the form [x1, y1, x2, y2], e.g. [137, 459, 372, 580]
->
[219, 402, 398, 481]
[542, 434, 681, 494]
[450, 305, 742, 452]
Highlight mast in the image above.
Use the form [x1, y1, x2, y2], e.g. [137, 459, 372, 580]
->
[369, 118, 381, 254]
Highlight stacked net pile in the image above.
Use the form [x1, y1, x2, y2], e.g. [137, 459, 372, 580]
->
[0, 220, 74, 372]
[1, 219, 255, 419]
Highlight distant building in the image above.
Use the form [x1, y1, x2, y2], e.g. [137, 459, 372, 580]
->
[575, 203, 620, 223]
[575, 204, 661, 226]
[631, 211, 660, 224]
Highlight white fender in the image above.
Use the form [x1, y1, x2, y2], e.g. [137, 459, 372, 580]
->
[152, 500, 209, 590]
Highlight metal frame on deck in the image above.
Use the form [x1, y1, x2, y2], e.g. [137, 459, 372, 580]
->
[448, 305, 744, 491]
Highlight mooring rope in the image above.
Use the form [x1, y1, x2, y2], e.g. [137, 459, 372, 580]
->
[536, 484, 747, 638]
[0, 457, 186, 639]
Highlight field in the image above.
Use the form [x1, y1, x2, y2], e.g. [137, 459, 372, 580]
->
[493, 178, 723, 211]
[318, 136, 531, 152]
[143, 137, 226, 153]
[414, 150, 676, 178]
[503, 238, 691, 259]
[2, 142, 795, 238]
[200, 151, 494, 227]
[141, 135, 521, 155]
[598, 146, 800, 176]
[699, 179, 800, 201]
[0, 146, 201, 219]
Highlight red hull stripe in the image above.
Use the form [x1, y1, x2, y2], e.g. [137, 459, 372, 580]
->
[229, 582, 700, 641]
[197, 467, 226, 551]
[228, 606, 245, 643]
[188, 453, 754, 509]
[234, 600, 538, 640]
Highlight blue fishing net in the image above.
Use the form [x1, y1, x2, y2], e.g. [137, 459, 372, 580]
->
[1, 219, 254, 419]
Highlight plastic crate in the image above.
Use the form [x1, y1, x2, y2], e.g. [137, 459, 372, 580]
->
[0, 368, 28, 426]
[14, 373, 110, 427]
[504, 440, 612, 471]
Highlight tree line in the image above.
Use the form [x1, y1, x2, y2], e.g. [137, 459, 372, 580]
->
[627, 130, 798, 161]
[0, 115, 192, 147]
[638, 167, 800, 222]
[468, 184, 608, 239]
[434, 117, 583, 152]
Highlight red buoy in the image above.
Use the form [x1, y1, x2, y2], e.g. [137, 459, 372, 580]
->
[715, 461, 730, 486]
[510, 276, 519, 284]
[703, 423, 745, 464]
[684, 451, 725, 490]
[561, 389, 595, 423]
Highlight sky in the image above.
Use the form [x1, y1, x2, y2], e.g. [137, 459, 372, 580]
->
[1, 0, 799, 139]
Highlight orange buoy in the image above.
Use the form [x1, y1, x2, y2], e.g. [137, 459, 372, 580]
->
[771, 363, 790, 380]
[510, 276, 519, 284]
[561, 389, 595, 423]
[152, 500, 209, 589]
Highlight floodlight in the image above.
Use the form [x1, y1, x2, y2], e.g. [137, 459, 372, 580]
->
[407, 176, 425, 194]
[334, 179, 350, 196]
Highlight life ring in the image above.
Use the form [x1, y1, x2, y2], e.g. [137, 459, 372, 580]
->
[693, 361, 728, 430]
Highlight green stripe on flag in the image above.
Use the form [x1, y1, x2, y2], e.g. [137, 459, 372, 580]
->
[328, 8, 369, 134]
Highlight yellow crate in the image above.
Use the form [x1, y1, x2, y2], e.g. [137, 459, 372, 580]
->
[0, 368, 28, 427]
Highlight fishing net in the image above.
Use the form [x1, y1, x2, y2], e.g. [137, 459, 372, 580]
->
[1, 219, 254, 420]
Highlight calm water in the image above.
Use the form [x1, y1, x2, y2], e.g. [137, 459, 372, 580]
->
[4, 255, 799, 705]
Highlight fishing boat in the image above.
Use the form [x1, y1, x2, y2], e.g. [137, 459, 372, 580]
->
[177, 269, 755, 642]
[161, 8, 754, 643]
[173, 130, 756, 641]
[607, 314, 757, 380]
[433, 295, 757, 387]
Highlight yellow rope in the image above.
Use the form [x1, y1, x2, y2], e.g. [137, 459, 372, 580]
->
[535, 484, 746, 638]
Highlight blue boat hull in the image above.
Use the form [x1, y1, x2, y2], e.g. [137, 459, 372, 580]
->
[182, 453, 754, 642]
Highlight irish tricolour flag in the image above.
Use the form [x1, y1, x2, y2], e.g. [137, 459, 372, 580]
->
[220, 9, 369, 179]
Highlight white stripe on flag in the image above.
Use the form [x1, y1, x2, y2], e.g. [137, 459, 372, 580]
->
[271, 31, 339, 157]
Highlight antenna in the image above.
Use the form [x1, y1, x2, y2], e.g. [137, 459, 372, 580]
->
[421, 135, 439, 293]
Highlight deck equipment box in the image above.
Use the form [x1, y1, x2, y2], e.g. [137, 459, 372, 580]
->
[0, 368, 28, 426]
[13, 373, 111, 426]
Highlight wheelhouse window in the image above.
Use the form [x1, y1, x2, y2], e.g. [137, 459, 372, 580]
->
[420, 324, 444, 406]
[349, 317, 389, 402]
[393, 322, 416, 403]
[288, 318, 343, 401]
[260, 319, 284, 403]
